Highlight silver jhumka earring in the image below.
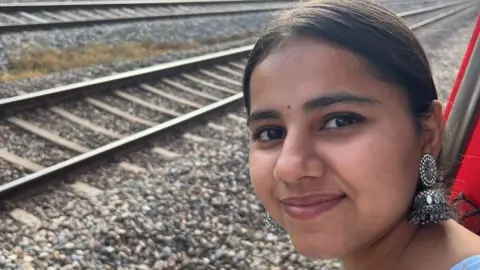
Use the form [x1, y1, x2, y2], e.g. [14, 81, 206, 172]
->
[265, 213, 284, 232]
[409, 154, 453, 225]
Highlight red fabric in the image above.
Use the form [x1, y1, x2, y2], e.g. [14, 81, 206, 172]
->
[446, 15, 480, 234]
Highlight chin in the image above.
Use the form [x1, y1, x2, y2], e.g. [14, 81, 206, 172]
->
[288, 232, 345, 260]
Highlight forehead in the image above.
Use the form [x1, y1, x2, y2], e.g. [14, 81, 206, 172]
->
[249, 37, 405, 110]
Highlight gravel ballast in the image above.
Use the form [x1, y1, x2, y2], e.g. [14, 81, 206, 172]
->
[94, 94, 173, 123]
[0, 158, 27, 184]
[121, 86, 196, 115]
[15, 108, 114, 150]
[162, 77, 234, 99]
[58, 100, 147, 135]
[0, 122, 77, 167]
[1, 12, 273, 58]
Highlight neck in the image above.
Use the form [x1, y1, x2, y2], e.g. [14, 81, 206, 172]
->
[340, 219, 419, 270]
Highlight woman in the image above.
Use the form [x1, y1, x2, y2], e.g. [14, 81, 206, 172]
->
[242, 0, 480, 269]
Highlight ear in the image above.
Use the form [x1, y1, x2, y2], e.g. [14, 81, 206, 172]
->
[419, 100, 444, 159]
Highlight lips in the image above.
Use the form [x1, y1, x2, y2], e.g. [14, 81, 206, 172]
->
[280, 194, 345, 220]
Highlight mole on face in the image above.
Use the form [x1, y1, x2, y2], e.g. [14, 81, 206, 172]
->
[287, 104, 291, 109]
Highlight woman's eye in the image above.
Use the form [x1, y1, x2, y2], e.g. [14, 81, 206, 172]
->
[253, 127, 286, 141]
[323, 114, 365, 130]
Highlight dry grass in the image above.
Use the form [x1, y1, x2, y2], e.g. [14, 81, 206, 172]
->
[0, 32, 257, 83]
[0, 41, 199, 82]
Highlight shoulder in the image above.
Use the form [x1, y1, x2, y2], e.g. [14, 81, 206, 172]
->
[451, 255, 480, 270]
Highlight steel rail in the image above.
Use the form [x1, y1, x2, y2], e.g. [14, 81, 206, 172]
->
[0, 0, 294, 12]
[0, 2, 475, 200]
[0, 5, 291, 33]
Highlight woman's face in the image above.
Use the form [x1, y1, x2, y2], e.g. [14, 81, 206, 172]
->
[247, 38, 428, 259]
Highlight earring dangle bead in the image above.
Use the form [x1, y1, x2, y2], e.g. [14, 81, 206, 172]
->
[265, 213, 284, 232]
[409, 154, 453, 225]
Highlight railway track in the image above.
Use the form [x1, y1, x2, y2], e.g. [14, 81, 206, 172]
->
[0, 0, 477, 202]
[0, 0, 296, 33]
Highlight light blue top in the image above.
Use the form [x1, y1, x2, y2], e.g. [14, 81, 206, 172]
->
[451, 255, 480, 270]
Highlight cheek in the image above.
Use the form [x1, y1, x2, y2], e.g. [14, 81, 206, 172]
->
[328, 121, 420, 222]
[248, 149, 277, 209]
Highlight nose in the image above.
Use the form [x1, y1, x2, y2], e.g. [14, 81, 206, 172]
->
[273, 131, 325, 184]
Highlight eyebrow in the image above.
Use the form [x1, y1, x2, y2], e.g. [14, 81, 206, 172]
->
[247, 109, 281, 126]
[303, 92, 378, 111]
[247, 92, 378, 126]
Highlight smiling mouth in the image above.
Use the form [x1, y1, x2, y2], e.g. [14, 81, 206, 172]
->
[281, 195, 346, 220]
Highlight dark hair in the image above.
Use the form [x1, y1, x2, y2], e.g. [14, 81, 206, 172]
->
[243, 0, 437, 120]
[242, 0, 456, 205]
